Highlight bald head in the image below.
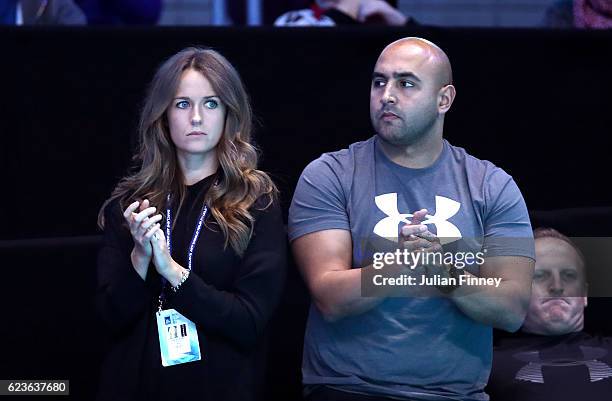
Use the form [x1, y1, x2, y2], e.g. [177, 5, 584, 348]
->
[378, 37, 453, 88]
[370, 36, 457, 151]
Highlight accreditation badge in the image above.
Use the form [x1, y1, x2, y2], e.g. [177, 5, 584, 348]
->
[156, 308, 201, 366]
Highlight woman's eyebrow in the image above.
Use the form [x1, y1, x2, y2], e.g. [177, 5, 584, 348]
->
[173, 95, 219, 100]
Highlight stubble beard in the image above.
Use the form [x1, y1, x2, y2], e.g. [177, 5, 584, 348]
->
[375, 115, 436, 147]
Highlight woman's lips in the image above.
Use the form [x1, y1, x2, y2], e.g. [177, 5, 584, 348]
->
[187, 131, 206, 136]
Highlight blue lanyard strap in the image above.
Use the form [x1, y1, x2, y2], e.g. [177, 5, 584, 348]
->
[165, 193, 208, 271]
[158, 194, 208, 311]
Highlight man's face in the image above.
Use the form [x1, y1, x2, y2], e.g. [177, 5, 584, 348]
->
[522, 237, 587, 335]
[369, 44, 444, 146]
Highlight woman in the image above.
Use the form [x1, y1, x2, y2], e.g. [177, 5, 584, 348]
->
[96, 47, 286, 401]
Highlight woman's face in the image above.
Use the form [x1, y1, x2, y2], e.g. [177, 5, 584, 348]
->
[167, 69, 226, 159]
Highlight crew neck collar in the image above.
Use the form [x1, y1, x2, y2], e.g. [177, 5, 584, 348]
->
[374, 136, 448, 173]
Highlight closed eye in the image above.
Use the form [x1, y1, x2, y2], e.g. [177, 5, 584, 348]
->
[562, 271, 578, 281]
[533, 270, 550, 281]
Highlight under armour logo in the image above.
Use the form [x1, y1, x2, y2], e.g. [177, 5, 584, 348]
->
[514, 347, 612, 383]
[373, 193, 461, 244]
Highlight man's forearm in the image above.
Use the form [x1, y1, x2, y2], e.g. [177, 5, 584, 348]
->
[312, 263, 412, 322]
[450, 270, 530, 332]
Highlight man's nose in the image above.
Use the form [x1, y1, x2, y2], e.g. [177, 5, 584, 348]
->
[549, 274, 564, 296]
[381, 84, 397, 105]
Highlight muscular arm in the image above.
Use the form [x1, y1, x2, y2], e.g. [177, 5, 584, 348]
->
[292, 225, 428, 322]
[446, 172, 535, 331]
[450, 256, 534, 332]
[293, 230, 373, 322]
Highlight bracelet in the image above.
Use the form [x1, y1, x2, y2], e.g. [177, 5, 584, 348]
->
[171, 269, 190, 293]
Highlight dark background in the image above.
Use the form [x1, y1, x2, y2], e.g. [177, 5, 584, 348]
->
[0, 26, 611, 400]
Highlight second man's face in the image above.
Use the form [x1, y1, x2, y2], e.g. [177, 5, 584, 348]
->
[522, 237, 588, 335]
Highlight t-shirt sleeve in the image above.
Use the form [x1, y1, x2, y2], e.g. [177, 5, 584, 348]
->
[288, 155, 350, 242]
[483, 171, 535, 259]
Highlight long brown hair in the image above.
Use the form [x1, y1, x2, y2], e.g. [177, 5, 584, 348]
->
[98, 47, 277, 256]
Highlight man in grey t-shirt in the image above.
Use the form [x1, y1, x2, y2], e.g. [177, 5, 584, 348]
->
[289, 37, 535, 401]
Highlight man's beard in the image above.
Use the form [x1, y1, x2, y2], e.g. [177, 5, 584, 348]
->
[375, 114, 437, 146]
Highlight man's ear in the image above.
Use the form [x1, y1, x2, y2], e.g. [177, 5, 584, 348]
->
[438, 84, 456, 114]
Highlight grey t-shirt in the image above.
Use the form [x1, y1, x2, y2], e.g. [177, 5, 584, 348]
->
[288, 136, 535, 401]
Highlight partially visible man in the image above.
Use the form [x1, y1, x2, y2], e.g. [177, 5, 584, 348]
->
[289, 37, 535, 401]
[274, 0, 417, 26]
[544, 0, 612, 29]
[0, 0, 85, 25]
[488, 228, 612, 401]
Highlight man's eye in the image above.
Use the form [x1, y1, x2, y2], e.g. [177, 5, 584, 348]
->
[372, 80, 386, 87]
[563, 271, 578, 280]
[400, 80, 414, 88]
[204, 99, 219, 109]
[533, 271, 548, 281]
[176, 100, 190, 109]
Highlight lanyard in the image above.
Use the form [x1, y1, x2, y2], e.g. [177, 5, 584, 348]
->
[158, 194, 208, 311]
[165, 194, 208, 271]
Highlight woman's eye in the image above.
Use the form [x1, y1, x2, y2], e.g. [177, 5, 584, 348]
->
[204, 99, 219, 109]
[176, 100, 190, 109]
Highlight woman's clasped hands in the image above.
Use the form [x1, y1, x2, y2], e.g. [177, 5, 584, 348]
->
[123, 199, 177, 280]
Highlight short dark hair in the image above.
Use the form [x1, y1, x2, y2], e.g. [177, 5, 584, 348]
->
[533, 227, 586, 271]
